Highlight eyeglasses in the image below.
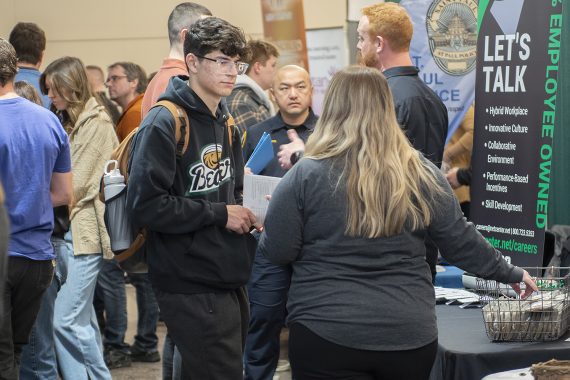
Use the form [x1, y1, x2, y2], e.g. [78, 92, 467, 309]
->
[194, 55, 249, 75]
[105, 75, 127, 84]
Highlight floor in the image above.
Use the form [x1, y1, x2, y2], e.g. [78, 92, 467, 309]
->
[112, 284, 292, 380]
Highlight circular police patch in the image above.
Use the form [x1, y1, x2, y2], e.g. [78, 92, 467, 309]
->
[426, 0, 478, 76]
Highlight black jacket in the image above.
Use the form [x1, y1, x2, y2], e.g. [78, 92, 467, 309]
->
[384, 66, 448, 167]
[126, 76, 255, 294]
[244, 110, 317, 178]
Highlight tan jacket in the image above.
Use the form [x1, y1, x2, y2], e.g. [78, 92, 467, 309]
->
[69, 97, 118, 258]
[444, 106, 474, 203]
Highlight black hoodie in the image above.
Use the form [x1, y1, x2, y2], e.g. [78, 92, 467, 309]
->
[126, 76, 256, 294]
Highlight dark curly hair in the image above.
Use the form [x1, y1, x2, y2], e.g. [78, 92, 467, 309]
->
[184, 17, 249, 61]
[0, 38, 18, 86]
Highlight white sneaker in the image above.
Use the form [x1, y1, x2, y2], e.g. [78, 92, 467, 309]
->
[276, 359, 290, 372]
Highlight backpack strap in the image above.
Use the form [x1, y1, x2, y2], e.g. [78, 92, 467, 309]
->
[115, 127, 139, 183]
[154, 100, 190, 157]
[152, 101, 233, 155]
[113, 230, 147, 263]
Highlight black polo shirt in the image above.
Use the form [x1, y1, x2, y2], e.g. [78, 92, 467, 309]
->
[244, 109, 318, 178]
[384, 66, 449, 167]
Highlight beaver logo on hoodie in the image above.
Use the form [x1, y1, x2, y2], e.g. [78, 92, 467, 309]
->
[186, 143, 232, 196]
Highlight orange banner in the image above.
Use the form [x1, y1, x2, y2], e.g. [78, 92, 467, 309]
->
[261, 0, 309, 69]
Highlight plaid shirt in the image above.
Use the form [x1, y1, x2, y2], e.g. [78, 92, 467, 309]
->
[226, 87, 272, 135]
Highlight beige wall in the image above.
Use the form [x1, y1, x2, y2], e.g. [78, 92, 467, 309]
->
[0, 0, 346, 75]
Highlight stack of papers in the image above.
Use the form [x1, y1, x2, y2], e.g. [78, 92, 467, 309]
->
[435, 287, 481, 308]
[245, 132, 274, 174]
[243, 174, 281, 225]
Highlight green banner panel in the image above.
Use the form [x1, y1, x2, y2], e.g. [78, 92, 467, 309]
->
[549, 1, 569, 227]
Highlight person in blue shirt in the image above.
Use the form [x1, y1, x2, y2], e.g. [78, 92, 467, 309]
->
[0, 184, 8, 321]
[0, 38, 72, 379]
[9, 22, 51, 108]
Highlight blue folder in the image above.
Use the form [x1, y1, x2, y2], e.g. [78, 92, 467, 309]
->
[246, 132, 274, 174]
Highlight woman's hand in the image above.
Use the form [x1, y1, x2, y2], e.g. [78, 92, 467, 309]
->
[510, 269, 538, 299]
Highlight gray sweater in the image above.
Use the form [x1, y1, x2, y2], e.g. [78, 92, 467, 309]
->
[258, 157, 523, 351]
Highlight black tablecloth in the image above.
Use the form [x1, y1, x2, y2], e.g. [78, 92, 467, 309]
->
[429, 304, 570, 380]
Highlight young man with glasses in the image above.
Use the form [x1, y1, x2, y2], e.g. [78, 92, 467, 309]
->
[126, 17, 258, 379]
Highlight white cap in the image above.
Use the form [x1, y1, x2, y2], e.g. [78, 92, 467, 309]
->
[103, 160, 125, 185]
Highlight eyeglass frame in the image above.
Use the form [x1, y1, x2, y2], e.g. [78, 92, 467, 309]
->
[193, 54, 249, 75]
[105, 75, 128, 84]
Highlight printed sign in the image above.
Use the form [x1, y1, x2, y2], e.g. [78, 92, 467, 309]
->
[306, 28, 348, 115]
[401, 0, 478, 141]
[470, 0, 563, 266]
[261, 0, 309, 69]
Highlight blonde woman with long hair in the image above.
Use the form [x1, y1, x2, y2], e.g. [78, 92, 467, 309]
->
[258, 66, 536, 380]
[39, 57, 117, 380]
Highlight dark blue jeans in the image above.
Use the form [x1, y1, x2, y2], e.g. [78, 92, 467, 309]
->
[162, 333, 182, 380]
[129, 273, 159, 352]
[96, 260, 129, 352]
[244, 248, 291, 380]
[96, 264, 159, 353]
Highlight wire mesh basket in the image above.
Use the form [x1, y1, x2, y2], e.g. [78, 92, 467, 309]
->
[476, 267, 570, 342]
